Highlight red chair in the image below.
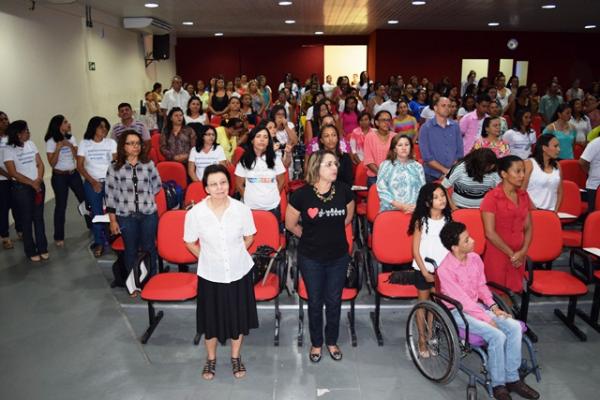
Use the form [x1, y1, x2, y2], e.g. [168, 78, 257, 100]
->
[140, 210, 198, 343]
[559, 180, 584, 246]
[574, 144, 585, 160]
[519, 210, 589, 341]
[226, 163, 236, 195]
[157, 161, 188, 190]
[151, 134, 166, 163]
[531, 114, 543, 138]
[452, 209, 486, 255]
[250, 210, 287, 346]
[232, 146, 245, 165]
[559, 160, 587, 190]
[369, 211, 418, 345]
[184, 181, 207, 207]
[413, 143, 422, 162]
[156, 188, 167, 218]
[210, 115, 222, 126]
[570, 211, 600, 283]
[296, 224, 362, 346]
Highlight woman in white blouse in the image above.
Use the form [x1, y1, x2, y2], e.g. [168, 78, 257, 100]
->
[187, 123, 227, 182]
[523, 134, 563, 211]
[184, 164, 258, 380]
[184, 96, 208, 125]
[235, 126, 286, 219]
[44, 115, 86, 247]
[77, 116, 117, 257]
[3, 120, 48, 261]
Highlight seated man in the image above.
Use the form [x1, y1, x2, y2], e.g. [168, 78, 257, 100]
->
[437, 222, 539, 400]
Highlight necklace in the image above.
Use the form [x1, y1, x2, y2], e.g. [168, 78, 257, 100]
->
[313, 184, 336, 202]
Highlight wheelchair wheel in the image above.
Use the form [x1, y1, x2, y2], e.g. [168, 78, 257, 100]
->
[406, 300, 460, 384]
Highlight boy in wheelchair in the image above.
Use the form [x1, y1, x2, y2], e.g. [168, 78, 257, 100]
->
[437, 222, 540, 400]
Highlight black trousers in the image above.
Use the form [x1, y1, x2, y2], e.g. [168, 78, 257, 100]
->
[11, 182, 47, 257]
[50, 171, 85, 241]
[0, 180, 22, 238]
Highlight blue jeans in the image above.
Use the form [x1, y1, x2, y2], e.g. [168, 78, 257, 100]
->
[51, 171, 85, 241]
[117, 212, 158, 276]
[451, 307, 522, 387]
[298, 252, 350, 347]
[0, 180, 22, 238]
[11, 182, 47, 257]
[83, 180, 105, 246]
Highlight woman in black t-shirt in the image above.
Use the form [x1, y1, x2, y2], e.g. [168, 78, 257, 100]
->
[286, 150, 355, 363]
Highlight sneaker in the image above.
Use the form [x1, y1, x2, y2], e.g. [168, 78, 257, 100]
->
[506, 380, 540, 400]
[493, 385, 512, 400]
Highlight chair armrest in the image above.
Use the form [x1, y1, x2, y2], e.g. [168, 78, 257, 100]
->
[570, 248, 594, 284]
[430, 292, 470, 348]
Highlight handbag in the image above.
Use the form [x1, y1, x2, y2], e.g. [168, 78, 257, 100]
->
[386, 270, 417, 285]
[345, 257, 358, 289]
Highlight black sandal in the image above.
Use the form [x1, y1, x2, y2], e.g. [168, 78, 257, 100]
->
[202, 358, 216, 380]
[327, 345, 343, 361]
[231, 357, 246, 379]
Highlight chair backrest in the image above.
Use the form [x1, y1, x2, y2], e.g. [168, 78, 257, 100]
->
[582, 211, 600, 248]
[558, 180, 582, 218]
[345, 223, 353, 255]
[184, 181, 207, 207]
[452, 208, 485, 255]
[249, 210, 280, 254]
[157, 210, 198, 264]
[151, 134, 166, 163]
[155, 188, 167, 218]
[366, 184, 380, 223]
[413, 143, 422, 162]
[528, 210, 563, 263]
[354, 162, 368, 198]
[372, 211, 413, 264]
[559, 160, 587, 190]
[157, 161, 188, 190]
[226, 163, 236, 195]
[232, 146, 245, 165]
[531, 114, 543, 138]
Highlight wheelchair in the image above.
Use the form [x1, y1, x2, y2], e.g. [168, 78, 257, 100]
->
[406, 258, 541, 400]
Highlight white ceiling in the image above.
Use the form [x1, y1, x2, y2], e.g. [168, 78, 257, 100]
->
[76, 0, 600, 36]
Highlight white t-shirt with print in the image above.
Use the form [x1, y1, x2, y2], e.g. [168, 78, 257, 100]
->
[581, 138, 600, 190]
[77, 138, 117, 180]
[46, 136, 78, 171]
[0, 136, 8, 181]
[503, 129, 537, 160]
[235, 155, 285, 210]
[275, 122, 295, 145]
[188, 145, 226, 179]
[3, 140, 39, 181]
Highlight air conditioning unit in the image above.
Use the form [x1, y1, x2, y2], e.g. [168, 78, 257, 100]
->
[123, 17, 172, 34]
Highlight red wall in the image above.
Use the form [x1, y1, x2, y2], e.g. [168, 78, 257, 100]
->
[176, 36, 368, 85]
[175, 30, 600, 89]
[374, 29, 600, 89]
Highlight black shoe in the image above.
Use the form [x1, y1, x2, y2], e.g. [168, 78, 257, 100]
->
[309, 347, 322, 363]
[506, 380, 540, 400]
[327, 345, 343, 361]
[493, 385, 512, 400]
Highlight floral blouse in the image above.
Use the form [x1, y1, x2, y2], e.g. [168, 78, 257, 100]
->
[376, 159, 425, 211]
[472, 137, 510, 158]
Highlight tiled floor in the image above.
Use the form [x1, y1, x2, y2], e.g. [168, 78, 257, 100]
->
[1, 203, 599, 399]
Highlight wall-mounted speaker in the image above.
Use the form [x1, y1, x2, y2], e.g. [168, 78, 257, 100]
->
[152, 34, 170, 60]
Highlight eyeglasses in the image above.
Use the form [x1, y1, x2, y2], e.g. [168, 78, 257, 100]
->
[320, 161, 340, 168]
[125, 141, 141, 147]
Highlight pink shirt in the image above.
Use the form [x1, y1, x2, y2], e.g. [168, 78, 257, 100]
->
[459, 111, 488, 154]
[363, 131, 397, 177]
[437, 252, 495, 323]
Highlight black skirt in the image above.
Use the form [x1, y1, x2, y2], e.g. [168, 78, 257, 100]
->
[196, 270, 259, 345]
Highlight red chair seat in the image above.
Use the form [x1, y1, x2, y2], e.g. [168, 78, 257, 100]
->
[254, 273, 280, 301]
[111, 236, 125, 251]
[376, 272, 418, 298]
[141, 272, 197, 301]
[562, 230, 582, 247]
[298, 277, 358, 301]
[530, 271, 588, 296]
[356, 202, 367, 216]
[594, 270, 600, 281]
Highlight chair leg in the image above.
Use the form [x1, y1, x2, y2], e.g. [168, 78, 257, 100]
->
[370, 293, 383, 346]
[274, 297, 281, 346]
[554, 296, 587, 341]
[297, 298, 304, 347]
[576, 281, 600, 333]
[363, 248, 372, 295]
[347, 299, 357, 347]
[141, 302, 164, 344]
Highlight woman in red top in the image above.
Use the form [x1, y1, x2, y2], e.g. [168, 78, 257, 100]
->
[481, 155, 533, 294]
